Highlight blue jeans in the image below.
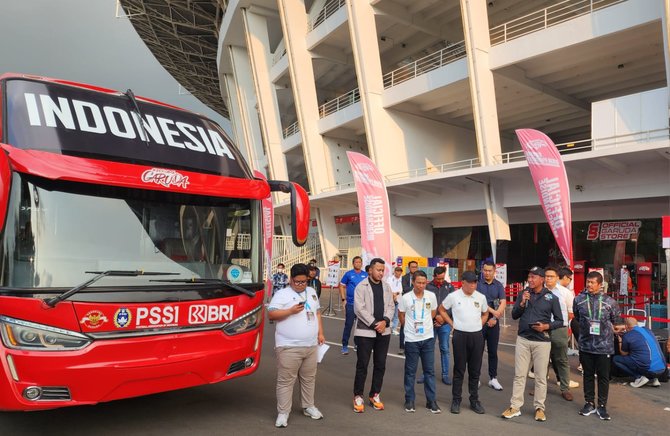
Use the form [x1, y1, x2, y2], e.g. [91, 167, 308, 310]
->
[404, 338, 436, 403]
[435, 324, 451, 379]
[391, 302, 399, 331]
[342, 303, 355, 347]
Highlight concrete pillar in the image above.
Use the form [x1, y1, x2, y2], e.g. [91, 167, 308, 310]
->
[663, 0, 670, 108]
[314, 206, 340, 268]
[276, 0, 333, 194]
[222, 72, 259, 168]
[240, 9, 288, 181]
[460, 0, 503, 165]
[345, 0, 408, 176]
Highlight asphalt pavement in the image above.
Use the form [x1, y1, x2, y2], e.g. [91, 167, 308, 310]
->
[1, 289, 668, 435]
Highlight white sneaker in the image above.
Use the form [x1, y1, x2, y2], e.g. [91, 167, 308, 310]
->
[569, 380, 580, 388]
[275, 413, 289, 427]
[528, 371, 535, 379]
[303, 406, 323, 420]
[489, 378, 503, 391]
[651, 378, 661, 387]
[630, 376, 649, 388]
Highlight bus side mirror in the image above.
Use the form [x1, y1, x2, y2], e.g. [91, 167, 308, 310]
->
[0, 151, 11, 233]
[268, 180, 310, 247]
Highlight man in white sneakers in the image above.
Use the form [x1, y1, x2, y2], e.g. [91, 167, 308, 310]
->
[268, 263, 325, 428]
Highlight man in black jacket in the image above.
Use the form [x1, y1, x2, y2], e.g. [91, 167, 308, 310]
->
[501, 267, 563, 422]
[573, 271, 620, 420]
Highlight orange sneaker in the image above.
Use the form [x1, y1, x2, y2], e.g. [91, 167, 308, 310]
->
[369, 393, 384, 410]
[353, 395, 365, 413]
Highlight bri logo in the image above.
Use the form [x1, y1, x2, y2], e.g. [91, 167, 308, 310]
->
[141, 168, 189, 189]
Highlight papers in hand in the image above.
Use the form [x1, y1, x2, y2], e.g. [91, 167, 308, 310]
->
[317, 343, 330, 363]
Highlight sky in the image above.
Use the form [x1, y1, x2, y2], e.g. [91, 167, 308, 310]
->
[0, 0, 231, 132]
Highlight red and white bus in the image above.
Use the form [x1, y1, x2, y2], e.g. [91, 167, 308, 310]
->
[0, 73, 309, 410]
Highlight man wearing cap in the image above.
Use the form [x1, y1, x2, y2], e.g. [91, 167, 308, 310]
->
[501, 267, 563, 422]
[438, 271, 488, 415]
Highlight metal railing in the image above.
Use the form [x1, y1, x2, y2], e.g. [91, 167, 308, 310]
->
[307, 0, 346, 32]
[384, 157, 481, 181]
[383, 41, 467, 88]
[490, 0, 626, 45]
[271, 235, 322, 271]
[282, 121, 300, 138]
[318, 88, 360, 118]
[492, 128, 669, 164]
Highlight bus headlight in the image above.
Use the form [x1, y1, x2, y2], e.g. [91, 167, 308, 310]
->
[0, 316, 91, 351]
[222, 306, 262, 336]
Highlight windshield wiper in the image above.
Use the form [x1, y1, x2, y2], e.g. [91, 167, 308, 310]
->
[124, 89, 150, 147]
[43, 270, 179, 308]
[149, 278, 256, 298]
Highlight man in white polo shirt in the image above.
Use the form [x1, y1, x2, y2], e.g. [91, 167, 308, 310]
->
[438, 271, 488, 415]
[268, 263, 325, 428]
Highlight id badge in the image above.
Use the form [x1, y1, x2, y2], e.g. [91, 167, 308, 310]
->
[589, 320, 601, 336]
[306, 311, 314, 322]
[415, 322, 424, 335]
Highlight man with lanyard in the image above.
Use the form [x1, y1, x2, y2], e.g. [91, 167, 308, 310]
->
[399, 261, 419, 355]
[339, 256, 368, 355]
[501, 267, 563, 422]
[425, 266, 455, 385]
[544, 266, 578, 401]
[399, 270, 440, 413]
[386, 266, 404, 334]
[477, 260, 506, 391]
[438, 271, 488, 415]
[352, 258, 395, 413]
[573, 271, 621, 420]
[268, 263, 326, 428]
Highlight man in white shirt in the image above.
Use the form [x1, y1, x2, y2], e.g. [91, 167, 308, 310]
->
[398, 270, 440, 413]
[438, 271, 488, 415]
[268, 263, 325, 428]
[544, 266, 577, 401]
[386, 266, 403, 334]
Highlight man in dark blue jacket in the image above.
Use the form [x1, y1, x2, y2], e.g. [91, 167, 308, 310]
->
[501, 267, 563, 422]
[614, 317, 666, 387]
[573, 271, 621, 421]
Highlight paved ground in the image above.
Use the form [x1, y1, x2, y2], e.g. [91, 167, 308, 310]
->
[1, 289, 669, 435]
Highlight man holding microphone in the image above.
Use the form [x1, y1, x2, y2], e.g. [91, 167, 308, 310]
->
[501, 267, 563, 422]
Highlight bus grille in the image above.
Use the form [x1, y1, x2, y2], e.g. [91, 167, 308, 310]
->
[39, 387, 71, 401]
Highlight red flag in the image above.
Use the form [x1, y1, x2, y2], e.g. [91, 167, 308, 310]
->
[253, 170, 274, 299]
[516, 129, 573, 266]
[347, 152, 392, 273]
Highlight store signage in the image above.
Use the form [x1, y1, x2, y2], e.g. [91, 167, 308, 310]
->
[662, 216, 670, 248]
[586, 220, 641, 241]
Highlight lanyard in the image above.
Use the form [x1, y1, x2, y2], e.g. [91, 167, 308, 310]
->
[413, 297, 425, 321]
[295, 291, 310, 311]
[586, 294, 602, 319]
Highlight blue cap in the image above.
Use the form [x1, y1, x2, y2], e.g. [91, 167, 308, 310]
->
[461, 271, 478, 282]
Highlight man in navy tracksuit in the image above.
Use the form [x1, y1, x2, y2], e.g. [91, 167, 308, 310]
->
[573, 271, 621, 421]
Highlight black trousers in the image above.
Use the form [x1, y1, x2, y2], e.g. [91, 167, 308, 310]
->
[354, 334, 391, 397]
[482, 322, 500, 378]
[452, 330, 484, 403]
[580, 351, 610, 406]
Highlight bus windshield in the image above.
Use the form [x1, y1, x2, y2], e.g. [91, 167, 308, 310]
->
[0, 173, 260, 289]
